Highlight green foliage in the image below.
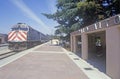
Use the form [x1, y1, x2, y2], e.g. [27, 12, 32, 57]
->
[71, 22, 81, 31]
[77, 1, 99, 25]
[43, 0, 120, 41]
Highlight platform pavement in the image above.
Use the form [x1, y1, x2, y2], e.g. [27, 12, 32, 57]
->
[0, 42, 111, 79]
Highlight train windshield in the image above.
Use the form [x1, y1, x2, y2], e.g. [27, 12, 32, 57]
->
[12, 24, 29, 31]
[12, 27, 28, 31]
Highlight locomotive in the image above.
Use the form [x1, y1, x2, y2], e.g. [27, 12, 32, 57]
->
[8, 23, 48, 51]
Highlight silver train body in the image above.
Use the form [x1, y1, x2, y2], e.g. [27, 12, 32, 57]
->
[8, 23, 48, 51]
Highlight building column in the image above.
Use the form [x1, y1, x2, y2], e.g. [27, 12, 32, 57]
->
[70, 35, 73, 51]
[106, 27, 120, 79]
[72, 35, 77, 53]
[81, 33, 88, 60]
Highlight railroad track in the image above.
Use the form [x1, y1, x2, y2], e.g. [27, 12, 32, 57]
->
[0, 44, 19, 60]
[0, 44, 9, 47]
[0, 51, 18, 60]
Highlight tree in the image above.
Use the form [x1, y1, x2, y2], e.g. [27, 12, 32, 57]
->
[43, 0, 81, 41]
[87, 0, 120, 18]
[43, 0, 120, 41]
[77, 1, 99, 26]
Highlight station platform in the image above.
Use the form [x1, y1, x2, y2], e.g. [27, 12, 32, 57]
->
[0, 42, 111, 79]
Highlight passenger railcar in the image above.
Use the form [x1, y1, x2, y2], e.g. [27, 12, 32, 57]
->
[8, 23, 47, 51]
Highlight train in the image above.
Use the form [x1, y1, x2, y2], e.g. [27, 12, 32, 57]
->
[8, 23, 49, 51]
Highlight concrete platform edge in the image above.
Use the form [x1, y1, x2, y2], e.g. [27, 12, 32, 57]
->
[61, 47, 112, 79]
[0, 42, 47, 68]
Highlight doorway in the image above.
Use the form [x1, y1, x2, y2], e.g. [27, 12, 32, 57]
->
[87, 31, 106, 73]
[75, 35, 82, 57]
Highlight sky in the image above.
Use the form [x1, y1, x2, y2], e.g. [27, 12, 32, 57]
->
[0, 0, 58, 35]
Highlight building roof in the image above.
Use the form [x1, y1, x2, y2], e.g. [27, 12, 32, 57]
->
[71, 14, 120, 36]
[0, 33, 7, 37]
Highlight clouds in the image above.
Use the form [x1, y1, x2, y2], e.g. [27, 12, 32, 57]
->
[10, 0, 51, 34]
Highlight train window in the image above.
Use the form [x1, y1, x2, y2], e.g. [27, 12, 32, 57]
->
[12, 27, 28, 31]
[19, 28, 28, 31]
[12, 28, 19, 31]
